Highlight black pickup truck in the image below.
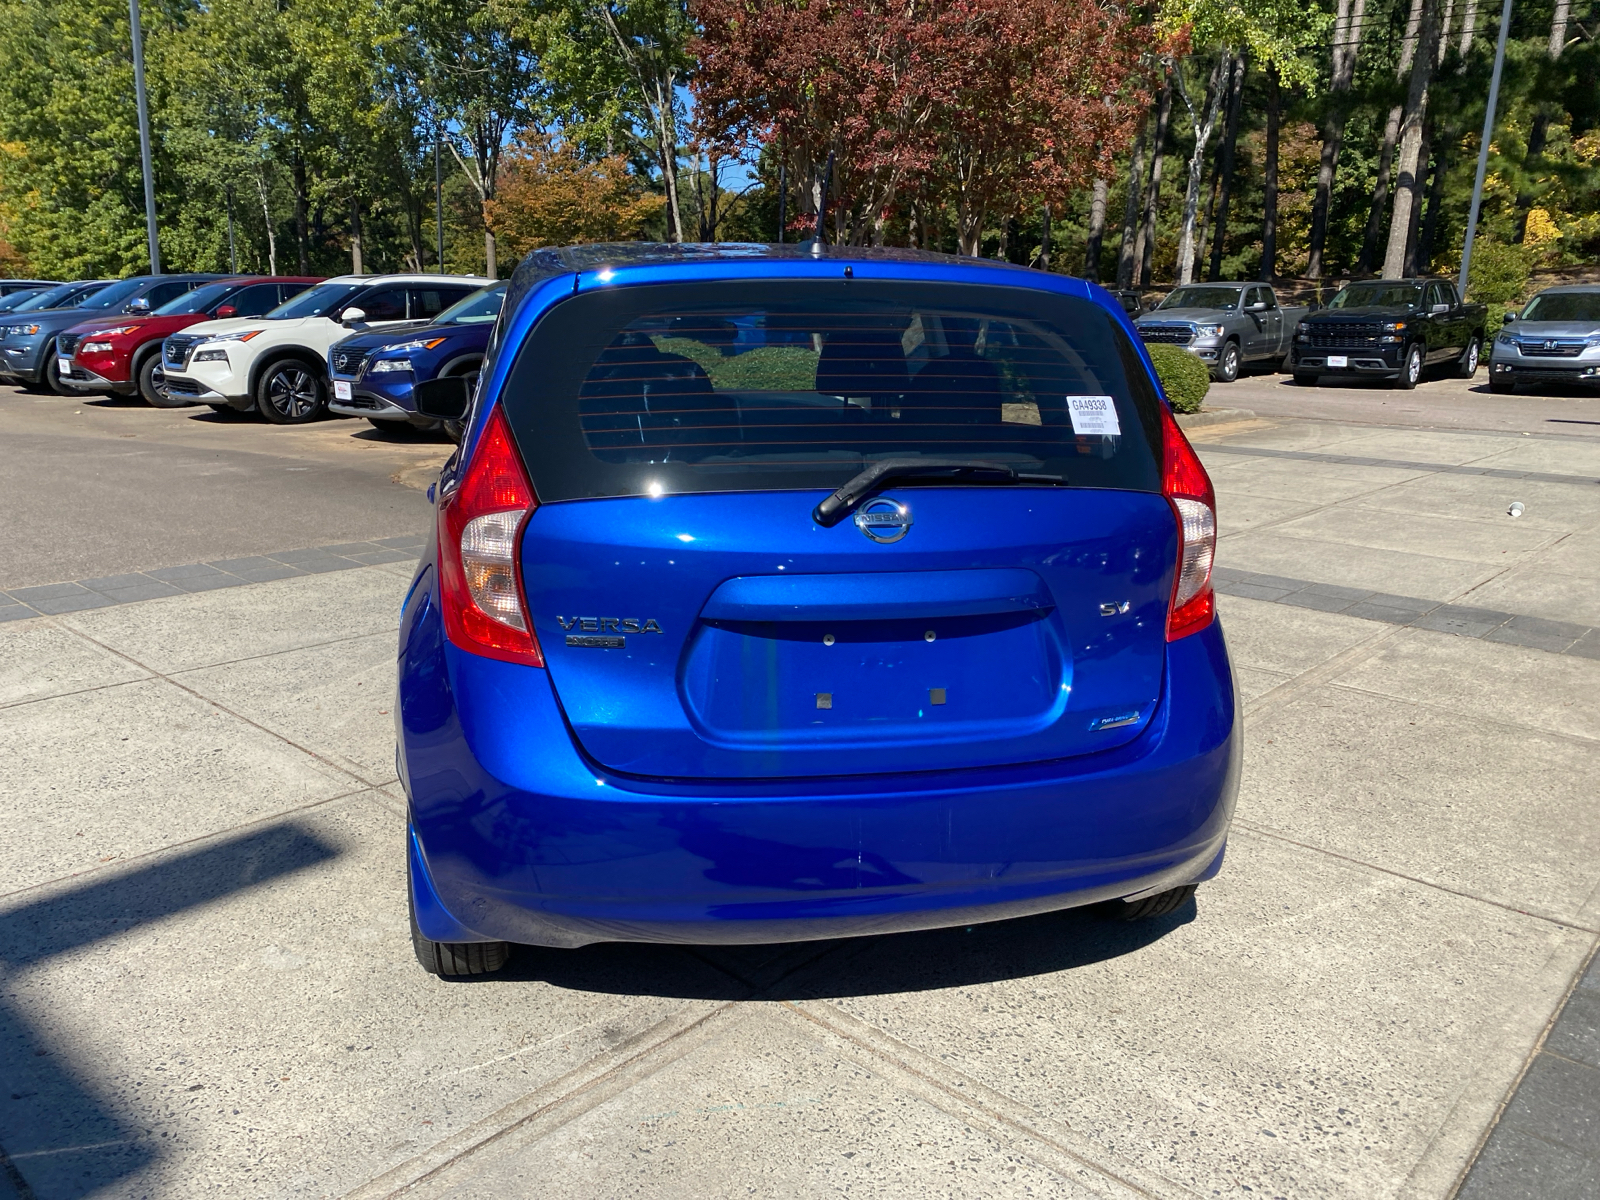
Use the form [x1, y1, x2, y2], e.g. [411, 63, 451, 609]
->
[1289, 277, 1487, 390]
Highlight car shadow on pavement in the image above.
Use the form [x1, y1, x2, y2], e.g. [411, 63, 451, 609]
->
[0, 821, 341, 1200]
[487, 899, 1197, 1002]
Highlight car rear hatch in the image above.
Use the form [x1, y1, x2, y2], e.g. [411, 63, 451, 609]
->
[502, 275, 1176, 781]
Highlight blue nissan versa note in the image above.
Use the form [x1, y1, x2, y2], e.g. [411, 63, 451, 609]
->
[399, 243, 1239, 976]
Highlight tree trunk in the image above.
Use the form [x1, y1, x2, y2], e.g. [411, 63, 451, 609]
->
[1383, 0, 1442, 278]
[1176, 51, 1230, 285]
[1549, 0, 1571, 55]
[484, 230, 497, 278]
[1416, 132, 1449, 270]
[1208, 54, 1247, 281]
[1403, 119, 1432, 274]
[1309, 0, 1368, 278]
[293, 155, 309, 274]
[256, 166, 277, 276]
[1037, 204, 1052, 271]
[350, 199, 363, 275]
[1515, 2, 1571, 240]
[1458, 0, 1479, 56]
[1116, 129, 1146, 289]
[1197, 165, 1221, 278]
[1260, 65, 1280, 282]
[1084, 179, 1108, 282]
[1138, 67, 1173, 287]
[1360, 0, 1427, 273]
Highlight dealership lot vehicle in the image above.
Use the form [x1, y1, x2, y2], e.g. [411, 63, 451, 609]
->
[1488, 284, 1600, 394]
[161, 272, 490, 423]
[328, 281, 505, 433]
[399, 245, 1237, 976]
[0, 274, 220, 394]
[0, 277, 60, 298]
[1136, 282, 1309, 382]
[58, 276, 320, 405]
[1291, 276, 1487, 389]
[0, 287, 51, 314]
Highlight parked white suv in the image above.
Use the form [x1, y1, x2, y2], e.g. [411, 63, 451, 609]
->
[160, 273, 492, 423]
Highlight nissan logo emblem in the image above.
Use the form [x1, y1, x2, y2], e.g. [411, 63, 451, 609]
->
[854, 497, 912, 543]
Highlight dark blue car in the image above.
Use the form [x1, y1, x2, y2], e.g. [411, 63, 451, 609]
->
[399, 244, 1238, 976]
[327, 283, 505, 431]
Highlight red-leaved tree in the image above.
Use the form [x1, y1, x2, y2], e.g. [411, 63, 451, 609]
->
[692, 0, 1152, 254]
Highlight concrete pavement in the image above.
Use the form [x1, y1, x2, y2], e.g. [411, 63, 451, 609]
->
[0, 386, 448, 589]
[3, 402, 1599, 1198]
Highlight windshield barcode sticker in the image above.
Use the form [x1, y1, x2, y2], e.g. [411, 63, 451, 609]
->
[1068, 395, 1121, 437]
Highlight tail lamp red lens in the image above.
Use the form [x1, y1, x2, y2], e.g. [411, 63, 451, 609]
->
[436, 405, 545, 666]
[1159, 404, 1217, 641]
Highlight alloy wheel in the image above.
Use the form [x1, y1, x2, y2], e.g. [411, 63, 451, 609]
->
[266, 366, 320, 420]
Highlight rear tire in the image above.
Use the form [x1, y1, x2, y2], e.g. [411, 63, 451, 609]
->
[1108, 884, 1197, 921]
[1456, 336, 1481, 379]
[256, 358, 326, 424]
[1293, 371, 1320, 387]
[409, 882, 510, 977]
[1214, 340, 1241, 383]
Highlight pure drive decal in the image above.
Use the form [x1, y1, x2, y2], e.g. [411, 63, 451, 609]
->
[557, 615, 663, 649]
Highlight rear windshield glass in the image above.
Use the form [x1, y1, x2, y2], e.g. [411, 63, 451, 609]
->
[499, 281, 1163, 502]
[1522, 292, 1600, 323]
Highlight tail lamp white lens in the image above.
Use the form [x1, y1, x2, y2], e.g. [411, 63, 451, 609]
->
[460, 510, 527, 630]
[1172, 497, 1216, 607]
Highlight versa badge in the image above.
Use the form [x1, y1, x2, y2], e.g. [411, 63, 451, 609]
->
[558, 615, 663, 649]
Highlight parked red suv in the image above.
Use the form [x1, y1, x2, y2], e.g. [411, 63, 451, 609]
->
[60, 276, 321, 406]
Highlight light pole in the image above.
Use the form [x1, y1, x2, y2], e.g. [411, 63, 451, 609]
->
[1459, 0, 1514, 298]
[129, 0, 160, 273]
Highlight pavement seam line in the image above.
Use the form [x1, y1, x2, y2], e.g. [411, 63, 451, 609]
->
[1415, 931, 1600, 1200]
[783, 1001, 1197, 1200]
[1239, 553, 1528, 725]
[0, 784, 384, 905]
[340, 1001, 741, 1200]
[1230, 822, 1600, 935]
[1321, 677, 1600, 750]
[45, 622, 391, 792]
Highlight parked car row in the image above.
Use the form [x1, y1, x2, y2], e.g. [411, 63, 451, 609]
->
[0, 270, 501, 434]
[1127, 275, 1600, 394]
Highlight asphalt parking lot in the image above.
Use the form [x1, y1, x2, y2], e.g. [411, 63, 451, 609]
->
[2, 373, 1598, 1199]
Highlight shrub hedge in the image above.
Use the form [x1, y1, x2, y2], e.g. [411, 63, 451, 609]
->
[1146, 344, 1210, 414]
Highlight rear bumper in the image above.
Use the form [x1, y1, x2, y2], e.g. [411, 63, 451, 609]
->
[399, 573, 1241, 948]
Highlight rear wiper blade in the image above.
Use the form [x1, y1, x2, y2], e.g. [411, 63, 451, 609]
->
[812, 458, 1064, 527]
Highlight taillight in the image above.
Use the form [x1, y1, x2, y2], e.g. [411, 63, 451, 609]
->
[436, 405, 544, 666]
[1160, 404, 1217, 641]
